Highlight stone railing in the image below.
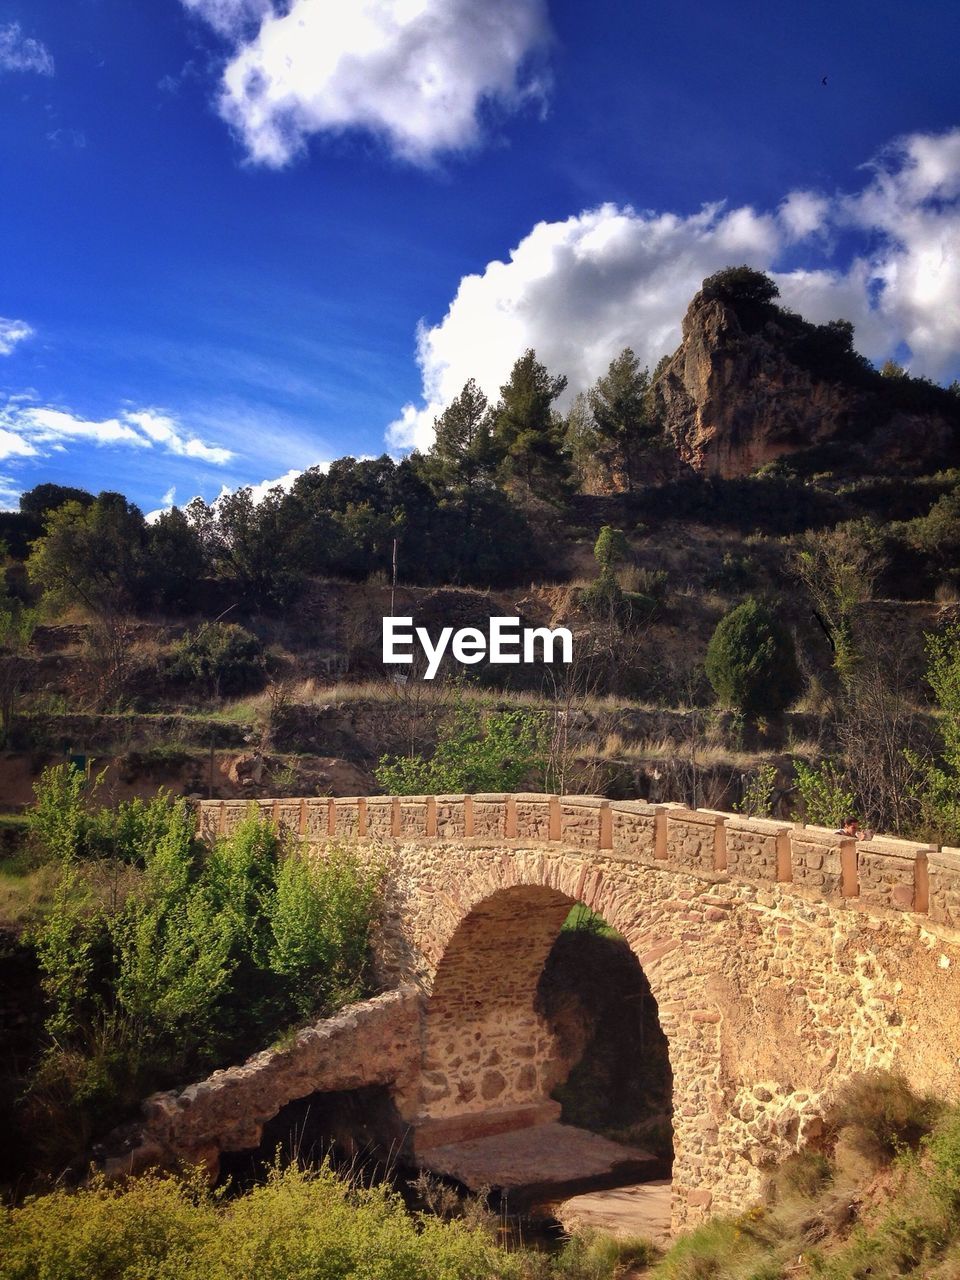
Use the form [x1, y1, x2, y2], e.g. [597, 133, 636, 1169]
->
[196, 794, 960, 931]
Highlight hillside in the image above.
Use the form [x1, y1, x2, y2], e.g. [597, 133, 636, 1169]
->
[2, 267, 960, 847]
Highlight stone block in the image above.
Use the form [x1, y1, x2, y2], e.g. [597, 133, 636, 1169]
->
[858, 836, 933, 913]
[929, 848, 960, 928]
[435, 795, 467, 839]
[665, 809, 724, 873]
[610, 801, 659, 864]
[725, 817, 790, 883]
[514, 793, 556, 841]
[398, 797, 430, 838]
[332, 799, 364, 838]
[302, 798, 331, 839]
[559, 795, 606, 850]
[472, 794, 508, 839]
[365, 797, 396, 840]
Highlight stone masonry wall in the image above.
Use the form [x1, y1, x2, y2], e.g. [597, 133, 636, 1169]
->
[107, 988, 422, 1181]
[197, 794, 960, 1231]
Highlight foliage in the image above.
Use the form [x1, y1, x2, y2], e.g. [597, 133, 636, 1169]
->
[588, 348, 658, 487]
[705, 598, 803, 720]
[268, 844, 381, 1018]
[171, 621, 265, 698]
[27, 792, 381, 1148]
[0, 1162, 528, 1280]
[735, 763, 778, 818]
[593, 525, 629, 571]
[375, 701, 545, 794]
[792, 521, 884, 687]
[426, 379, 497, 494]
[908, 623, 960, 842]
[826, 1072, 941, 1163]
[491, 348, 571, 505]
[792, 759, 856, 828]
[702, 265, 780, 309]
[26, 493, 152, 619]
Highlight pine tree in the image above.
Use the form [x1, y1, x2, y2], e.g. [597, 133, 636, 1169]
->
[491, 350, 570, 504]
[588, 348, 656, 488]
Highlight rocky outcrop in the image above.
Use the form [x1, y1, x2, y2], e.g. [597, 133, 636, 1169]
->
[654, 289, 957, 478]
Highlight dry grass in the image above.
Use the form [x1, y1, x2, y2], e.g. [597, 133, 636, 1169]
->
[580, 732, 769, 770]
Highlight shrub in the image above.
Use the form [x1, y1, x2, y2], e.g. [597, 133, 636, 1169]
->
[735, 763, 778, 818]
[0, 1163, 525, 1280]
[171, 621, 265, 698]
[826, 1072, 940, 1164]
[375, 701, 545, 794]
[705, 598, 804, 720]
[27, 800, 381, 1154]
[793, 759, 856, 828]
[594, 525, 630, 571]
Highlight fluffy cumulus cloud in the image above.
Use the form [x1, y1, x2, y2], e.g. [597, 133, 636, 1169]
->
[0, 318, 34, 355]
[389, 127, 960, 451]
[0, 403, 234, 466]
[0, 23, 54, 76]
[185, 0, 551, 168]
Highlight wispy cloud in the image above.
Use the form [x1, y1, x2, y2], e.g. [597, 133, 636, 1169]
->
[0, 23, 54, 76]
[0, 402, 234, 466]
[389, 126, 960, 450]
[183, 0, 551, 169]
[0, 318, 34, 356]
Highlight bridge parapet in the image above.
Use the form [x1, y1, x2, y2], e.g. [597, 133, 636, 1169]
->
[196, 793, 960, 930]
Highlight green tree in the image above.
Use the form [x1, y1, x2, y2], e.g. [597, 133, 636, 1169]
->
[594, 525, 630, 573]
[792, 521, 884, 686]
[26, 493, 149, 618]
[491, 349, 571, 504]
[910, 624, 960, 842]
[793, 759, 856, 828]
[171, 622, 265, 699]
[427, 379, 497, 494]
[701, 265, 780, 308]
[588, 348, 657, 488]
[705, 598, 804, 721]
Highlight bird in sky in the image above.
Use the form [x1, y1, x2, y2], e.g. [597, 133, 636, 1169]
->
[821, 75, 828, 86]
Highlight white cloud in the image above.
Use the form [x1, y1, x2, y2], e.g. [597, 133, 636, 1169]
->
[0, 318, 34, 355]
[0, 23, 53, 76]
[181, 0, 273, 38]
[123, 410, 233, 464]
[0, 474, 22, 510]
[389, 126, 960, 451]
[146, 462, 331, 523]
[0, 402, 235, 466]
[188, 0, 551, 168]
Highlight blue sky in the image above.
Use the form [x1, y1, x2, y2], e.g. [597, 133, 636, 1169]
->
[2, 0, 960, 514]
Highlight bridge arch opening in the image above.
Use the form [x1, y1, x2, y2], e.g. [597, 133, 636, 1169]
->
[413, 885, 673, 1195]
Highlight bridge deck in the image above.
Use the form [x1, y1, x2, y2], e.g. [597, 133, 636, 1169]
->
[418, 1120, 665, 1205]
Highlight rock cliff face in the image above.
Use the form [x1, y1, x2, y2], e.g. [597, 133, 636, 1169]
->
[654, 290, 956, 478]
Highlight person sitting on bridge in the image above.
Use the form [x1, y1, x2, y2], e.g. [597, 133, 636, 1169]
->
[836, 816, 872, 840]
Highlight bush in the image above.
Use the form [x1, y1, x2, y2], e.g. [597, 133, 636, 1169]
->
[793, 759, 855, 828]
[0, 1163, 526, 1280]
[27, 800, 382, 1154]
[826, 1072, 940, 1164]
[705, 598, 803, 720]
[375, 701, 545, 794]
[171, 621, 265, 698]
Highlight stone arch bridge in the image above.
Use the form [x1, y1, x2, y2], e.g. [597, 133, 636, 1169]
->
[139, 793, 960, 1230]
